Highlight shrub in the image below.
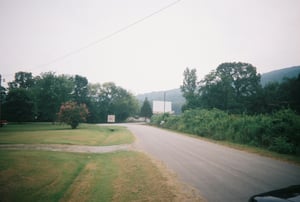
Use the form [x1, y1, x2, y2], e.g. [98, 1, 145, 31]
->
[151, 114, 165, 126]
[162, 115, 181, 130]
[269, 136, 294, 154]
[57, 101, 89, 129]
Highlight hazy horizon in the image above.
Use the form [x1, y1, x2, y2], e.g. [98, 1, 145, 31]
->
[1, 0, 300, 94]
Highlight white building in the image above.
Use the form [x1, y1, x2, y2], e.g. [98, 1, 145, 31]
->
[152, 100, 173, 114]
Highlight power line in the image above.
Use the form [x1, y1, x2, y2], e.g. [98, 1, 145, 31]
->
[3, 0, 182, 78]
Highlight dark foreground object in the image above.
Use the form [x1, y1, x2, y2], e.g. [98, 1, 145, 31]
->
[249, 185, 300, 202]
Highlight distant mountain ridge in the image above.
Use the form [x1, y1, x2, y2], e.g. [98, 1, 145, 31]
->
[136, 66, 300, 114]
[260, 66, 300, 86]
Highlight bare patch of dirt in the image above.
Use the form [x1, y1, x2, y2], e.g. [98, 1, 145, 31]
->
[0, 144, 131, 153]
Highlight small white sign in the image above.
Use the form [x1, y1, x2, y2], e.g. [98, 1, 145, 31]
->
[107, 115, 115, 123]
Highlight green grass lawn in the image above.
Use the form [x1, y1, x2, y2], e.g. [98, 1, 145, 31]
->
[0, 123, 204, 202]
[0, 150, 180, 202]
[0, 123, 134, 146]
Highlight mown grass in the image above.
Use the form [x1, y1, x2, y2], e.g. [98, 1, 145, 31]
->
[0, 123, 204, 201]
[0, 150, 180, 202]
[0, 123, 134, 146]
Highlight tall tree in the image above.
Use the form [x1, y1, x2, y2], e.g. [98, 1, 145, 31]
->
[140, 97, 153, 120]
[34, 72, 74, 121]
[86, 83, 102, 123]
[8, 72, 35, 90]
[262, 74, 300, 114]
[286, 74, 300, 113]
[180, 67, 199, 111]
[99, 82, 139, 122]
[3, 88, 35, 122]
[73, 75, 89, 104]
[198, 70, 229, 109]
[0, 86, 6, 105]
[199, 62, 261, 113]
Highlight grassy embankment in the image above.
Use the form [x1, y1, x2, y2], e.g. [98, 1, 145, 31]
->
[0, 123, 201, 202]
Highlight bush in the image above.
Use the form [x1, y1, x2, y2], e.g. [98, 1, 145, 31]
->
[57, 101, 89, 129]
[150, 114, 165, 126]
[269, 136, 294, 154]
[181, 108, 229, 138]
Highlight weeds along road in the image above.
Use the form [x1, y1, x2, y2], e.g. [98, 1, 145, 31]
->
[124, 123, 300, 202]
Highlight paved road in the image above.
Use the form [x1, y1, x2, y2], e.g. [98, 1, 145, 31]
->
[124, 123, 300, 202]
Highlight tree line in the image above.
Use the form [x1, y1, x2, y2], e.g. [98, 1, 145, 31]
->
[181, 62, 300, 114]
[152, 62, 300, 155]
[1, 71, 140, 123]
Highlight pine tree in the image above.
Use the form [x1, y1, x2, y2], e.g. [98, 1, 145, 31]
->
[140, 97, 153, 120]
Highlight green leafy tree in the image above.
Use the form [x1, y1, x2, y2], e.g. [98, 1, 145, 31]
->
[0, 86, 6, 105]
[262, 74, 300, 114]
[34, 72, 74, 121]
[277, 75, 300, 113]
[180, 67, 199, 111]
[140, 97, 153, 120]
[3, 88, 35, 122]
[57, 101, 89, 129]
[86, 83, 102, 123]
[8, 71, 35, 90]
[261, 82, 281, 113]
[99, 82, 139, 122]
[198, 70, 228, 109]
[199, 62, 261, 113]
[287, 74, 300, 113]
[73, 75, 89, 104]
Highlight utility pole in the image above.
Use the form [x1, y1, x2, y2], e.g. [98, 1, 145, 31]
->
[163, 91, 166, 114]
[0, 74, 2, 125]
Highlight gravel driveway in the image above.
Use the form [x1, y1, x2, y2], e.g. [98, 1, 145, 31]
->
[0, 144, 132, 153]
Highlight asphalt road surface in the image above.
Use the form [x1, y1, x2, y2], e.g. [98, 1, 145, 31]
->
[124, 123, 300, 202]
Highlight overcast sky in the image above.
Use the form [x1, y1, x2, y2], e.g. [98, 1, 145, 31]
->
[1, 0, 299, 94]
